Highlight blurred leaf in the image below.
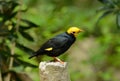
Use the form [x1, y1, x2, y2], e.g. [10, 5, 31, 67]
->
[0, 32, 9, 36]
[116, 12, 120, 28]
[0, 45, 11, 57]
[8, 1, 19, 11]
[98, 0, 109, 4]
[3, 70, 22, 81]
[19, 25, 37, 31]
[19, 26, 33, 30]
[21, 19, 39, 27]
[98, 0, 115, 6]
[99, 71, 112, 81]
[0, 51, 11, 57]
[96, 10, 113, 24]
[11, 54, 21, 58]
[7, 33, 18, 41]
[116, 0, 120, 6]
[3, 70, 33, 81]
[0, 1, 20, 22]
[9, 11, 17, 19]
[19, 30, 34, 41]
[15, 58, 37, 68]
[97, 6, 109, 12]
[16, 43, 34, 54]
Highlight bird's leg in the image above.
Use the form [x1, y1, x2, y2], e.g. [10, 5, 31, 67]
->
[53, 57, 64, 64]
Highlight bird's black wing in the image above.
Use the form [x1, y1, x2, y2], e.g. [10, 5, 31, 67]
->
[29, 33, 70, 59]
[41, 35, 69, 51]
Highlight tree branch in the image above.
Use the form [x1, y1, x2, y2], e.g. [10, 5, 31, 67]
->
[0, 69, 2, 81]
[4, 42, 15, 81]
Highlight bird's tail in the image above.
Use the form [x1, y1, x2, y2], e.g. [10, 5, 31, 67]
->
[29, 53, 38, 59]
[29, 50, 44, 59]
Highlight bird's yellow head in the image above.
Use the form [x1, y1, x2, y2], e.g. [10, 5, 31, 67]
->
[67, 27, 83, 37]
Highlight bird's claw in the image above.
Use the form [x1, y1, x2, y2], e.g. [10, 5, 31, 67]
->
[53, 57, 64, 64]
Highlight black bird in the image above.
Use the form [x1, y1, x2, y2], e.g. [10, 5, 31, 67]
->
[29, 27, 83, 64]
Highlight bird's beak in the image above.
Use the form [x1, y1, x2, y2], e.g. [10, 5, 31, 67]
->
[78, 29, 84, 33]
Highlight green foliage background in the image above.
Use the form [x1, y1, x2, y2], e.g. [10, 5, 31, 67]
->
[0, 0, 120, 81]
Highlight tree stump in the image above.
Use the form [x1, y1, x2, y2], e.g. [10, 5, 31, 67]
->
[39, 62, 71, 81]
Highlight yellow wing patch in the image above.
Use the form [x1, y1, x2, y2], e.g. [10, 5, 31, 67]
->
[45, 47, 53, 51]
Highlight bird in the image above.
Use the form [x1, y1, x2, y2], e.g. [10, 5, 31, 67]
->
[29, 27, 83, 64]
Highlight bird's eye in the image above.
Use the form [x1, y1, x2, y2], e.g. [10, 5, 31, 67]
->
[72, 32, 75, 34]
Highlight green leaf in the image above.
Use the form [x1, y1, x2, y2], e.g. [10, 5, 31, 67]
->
[98, 0, 115, 8]
[96, 10, 113, 25]
[16, 43, 34, 54]
[7, 31, 18, 41]
[97, 6, 108, 12]
[11, 54, 21, 58]
[19, 26, 32, 30]
[0, 45, 11, 57]
[15, 58, 37, 68]
[116, 12, 120, 28]
[19, 25, 36, 31]
[21, 19, 39, 27]
[0, 1, 19, 21]
[0, 51, 20, 58]
[98, 0, 109, 4]
[8, 1, 19, 11]
[9, 12, 18, 19]
[19, 30, 34, 41]
[0, 50, 11, 69]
